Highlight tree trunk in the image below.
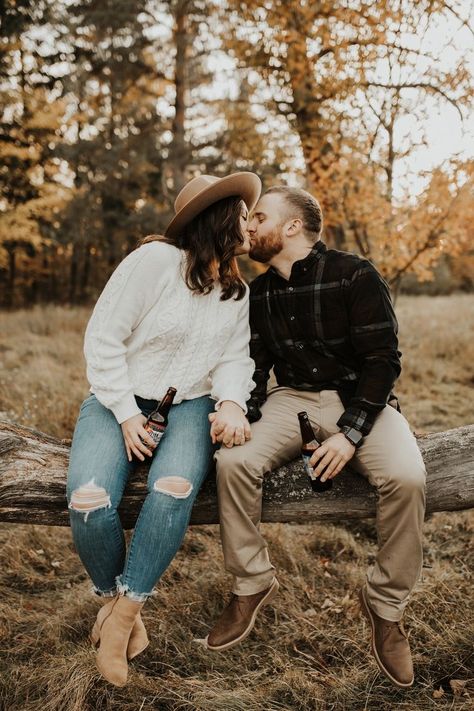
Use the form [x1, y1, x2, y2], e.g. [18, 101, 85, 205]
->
[68, 242, 79, 303]
[6, 246, 16, 309]
[169, 0, 189, 194]
[79, 242, 92, 302]
[0, 422, 473, 528]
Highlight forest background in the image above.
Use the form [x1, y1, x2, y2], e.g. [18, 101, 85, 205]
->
[1, 0, 473, 307]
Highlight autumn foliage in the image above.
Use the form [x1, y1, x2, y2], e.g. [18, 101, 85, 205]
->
[0, 0, 472, 306]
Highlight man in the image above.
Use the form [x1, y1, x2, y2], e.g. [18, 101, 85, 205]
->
[207, 186, 426, 689]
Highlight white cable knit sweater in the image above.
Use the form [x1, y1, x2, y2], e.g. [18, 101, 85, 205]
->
[83, 241, 255, 424]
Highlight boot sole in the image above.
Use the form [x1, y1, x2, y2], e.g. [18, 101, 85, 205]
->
[205, 578, 279, 652]
[359, 586, 414, 688]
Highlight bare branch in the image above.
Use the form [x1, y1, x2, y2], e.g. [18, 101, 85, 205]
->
[363, 82, 464, 120]
[388, 185, 468, 284]
[444, 3, 474, 37]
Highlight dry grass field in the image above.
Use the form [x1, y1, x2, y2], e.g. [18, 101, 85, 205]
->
[0, 295, 473, 711]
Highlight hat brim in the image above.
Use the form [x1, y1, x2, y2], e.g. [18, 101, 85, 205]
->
[165, 172, 262, 237]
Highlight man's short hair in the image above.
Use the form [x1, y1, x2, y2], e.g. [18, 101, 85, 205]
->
[265, 186, 323, 240]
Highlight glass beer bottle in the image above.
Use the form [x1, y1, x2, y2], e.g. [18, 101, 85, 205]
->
[297, 411, 333, 492]
[143, 387, 177, 448]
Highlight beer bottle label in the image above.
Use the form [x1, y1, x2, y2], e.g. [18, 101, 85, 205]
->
[301, 452, 317, 480]
[144, 422, 165, 447]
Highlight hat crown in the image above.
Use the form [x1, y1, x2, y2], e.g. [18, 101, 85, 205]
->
[174, 175, 219, 214]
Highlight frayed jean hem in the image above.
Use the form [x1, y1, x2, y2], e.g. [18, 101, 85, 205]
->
[115, 574, 157, 603]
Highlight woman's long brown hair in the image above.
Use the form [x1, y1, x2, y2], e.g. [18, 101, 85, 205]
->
[139, 196, 247, 301]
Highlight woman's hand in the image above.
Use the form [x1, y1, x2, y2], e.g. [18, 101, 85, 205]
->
[208, 401, 252, 448]
[121, 413, 157, 462]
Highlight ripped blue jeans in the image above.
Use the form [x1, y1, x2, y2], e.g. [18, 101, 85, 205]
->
[66, 393, 215, 602]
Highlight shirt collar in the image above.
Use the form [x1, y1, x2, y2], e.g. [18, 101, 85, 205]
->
[269, 239, 327, 279]
[299, 239, 327, 266]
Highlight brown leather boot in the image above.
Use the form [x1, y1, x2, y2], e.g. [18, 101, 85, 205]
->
[91, 598, 149, 660]
[94, 596, 145, 686]
[359, 586, 414, 688]
[206, 578, 279, 651]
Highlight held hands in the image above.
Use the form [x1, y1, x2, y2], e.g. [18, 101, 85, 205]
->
[309, 432, 356, 482]
[208, 401, 252, 448]
[121, 413, 157, 462]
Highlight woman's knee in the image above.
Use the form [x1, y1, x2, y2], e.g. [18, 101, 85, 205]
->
[68, 478, 113, 522]
[153, 475, 194, 499]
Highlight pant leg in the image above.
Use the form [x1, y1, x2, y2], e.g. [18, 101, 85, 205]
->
[318, 389, 426, 621]
[66, 394, 135, 596]
[215, 387, 323, 595]
[117, 396, 216, 601]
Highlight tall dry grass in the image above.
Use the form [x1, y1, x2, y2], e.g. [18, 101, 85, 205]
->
[0, 295, 473, 710]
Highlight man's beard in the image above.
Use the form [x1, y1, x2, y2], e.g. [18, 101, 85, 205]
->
[249, 226, 284, 263]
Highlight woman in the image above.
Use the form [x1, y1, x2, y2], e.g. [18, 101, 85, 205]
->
[66, 172, 261, 687]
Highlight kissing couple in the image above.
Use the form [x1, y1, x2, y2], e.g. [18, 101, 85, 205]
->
[67, 171, 426, 689]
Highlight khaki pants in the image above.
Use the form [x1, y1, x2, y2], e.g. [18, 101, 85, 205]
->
[214, 388, 426, 622]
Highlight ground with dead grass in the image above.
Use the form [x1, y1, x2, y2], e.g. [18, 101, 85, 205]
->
[0, 295, 473, 710]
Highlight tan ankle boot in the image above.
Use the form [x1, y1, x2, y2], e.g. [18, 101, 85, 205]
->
[127, 612, 149, 660]
[91, 598, 149, 660]
[94, 596, 145, 687]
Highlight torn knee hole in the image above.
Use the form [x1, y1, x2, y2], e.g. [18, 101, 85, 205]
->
[69, 480, 111, 516]
[154, 476, 193, 499]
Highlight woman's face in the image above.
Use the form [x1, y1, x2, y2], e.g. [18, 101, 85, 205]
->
[234, 202, 250, 256]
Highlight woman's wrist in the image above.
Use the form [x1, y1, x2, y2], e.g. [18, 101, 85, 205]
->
[218, 400, 245, 413]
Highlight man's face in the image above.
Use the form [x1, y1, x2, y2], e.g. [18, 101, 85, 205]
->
[247, 193, 288, 263]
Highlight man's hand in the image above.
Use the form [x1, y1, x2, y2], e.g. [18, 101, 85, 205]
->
[309, 432, 356, 482]
[208, 401, 252, 448]
[121, 413, 156, 462]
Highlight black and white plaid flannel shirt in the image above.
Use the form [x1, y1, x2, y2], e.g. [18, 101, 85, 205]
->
[246, 240, 402, 436]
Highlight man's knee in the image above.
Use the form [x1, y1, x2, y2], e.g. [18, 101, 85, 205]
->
[381, 459, 426, 497]
[215, 445, 262, 489]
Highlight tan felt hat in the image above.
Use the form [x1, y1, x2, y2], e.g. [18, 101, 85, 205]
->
[165, 172, 262, 237]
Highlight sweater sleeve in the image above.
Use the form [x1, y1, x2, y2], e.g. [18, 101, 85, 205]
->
[210, 289, 256, 414]
[83, 242, 178, 424]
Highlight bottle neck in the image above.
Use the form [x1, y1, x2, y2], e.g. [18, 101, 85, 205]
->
[298, 413, 318, 446]
[158, 388, 177, 418]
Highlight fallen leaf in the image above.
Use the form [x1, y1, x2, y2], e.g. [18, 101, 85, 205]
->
[432, 687, 444, 699]
[192, 637, 208, 648]
[449, 679, 468, 697]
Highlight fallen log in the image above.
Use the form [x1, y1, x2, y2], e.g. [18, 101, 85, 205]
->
[0, 421, 473, 527]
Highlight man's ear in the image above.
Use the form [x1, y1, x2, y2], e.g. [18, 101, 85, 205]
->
[286, 218, 303, 236]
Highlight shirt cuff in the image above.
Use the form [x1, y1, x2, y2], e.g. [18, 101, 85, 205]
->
[246, 398, 263, 423]
[336, 406, 375, 437]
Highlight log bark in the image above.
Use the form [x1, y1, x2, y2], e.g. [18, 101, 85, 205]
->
[0, 420, 473, 528]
